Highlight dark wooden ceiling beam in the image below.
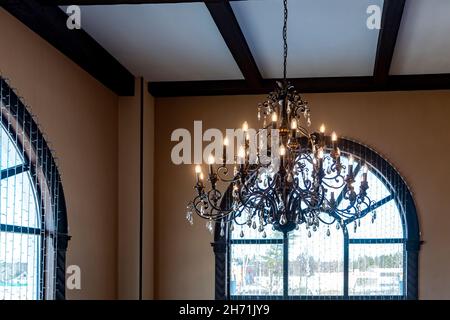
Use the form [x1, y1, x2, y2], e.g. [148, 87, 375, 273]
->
[205, 0, 263, 88]
[148, 74, 450, 97]
[373, 0, 406, 85]
[2, 0, 135, 96]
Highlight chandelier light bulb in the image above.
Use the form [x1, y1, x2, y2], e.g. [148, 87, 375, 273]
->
[195, 165, 202, 174]
[363, 164, 369, 174]
[318, 148, 324, 159]
[320, 123, 326, 134]
[279, 145, 286, 156]
[349, 155, 354, 166]
[199, 172, 204, 180]
[223, 137, 229, 146]
[331, 131, 338, 142]
[291, 118, 297, 130]
[272, 112, 278, 122]
[242, 121, 249, 132]
[208, 154, 215, 165]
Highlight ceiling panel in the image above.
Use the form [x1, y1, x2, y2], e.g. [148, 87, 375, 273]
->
[231, 0, 383, 78]
[65, 4, 243, 81]
[390, 0, 450, 75]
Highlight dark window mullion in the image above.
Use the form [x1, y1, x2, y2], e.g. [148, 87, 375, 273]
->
[283, 232, 288, 299]
[0, 163, 29, 180]
[230, 239, 283, 245]
[0, 223, 41, 235]
[343, 225, 349, 299]
[349, 238, 404, 244]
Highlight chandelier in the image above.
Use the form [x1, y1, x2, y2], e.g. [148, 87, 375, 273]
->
[185, 0, 373, 238]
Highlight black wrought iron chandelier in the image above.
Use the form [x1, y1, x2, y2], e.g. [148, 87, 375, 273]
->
[186, 0, 373, 237]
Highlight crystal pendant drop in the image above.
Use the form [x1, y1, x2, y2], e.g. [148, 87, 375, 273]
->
[262, 231, 267, 238]
[258, 225, 264, 233]
[200, 204, 205, 216]
[308, 230, 312, 238]
[185, 205, 192, 224]
[206, 220, 214, 234]
[220, 227, 225, 237]
[312, 225, 317, 232]
[295, 224, 299, 231]
[336, 222, 340, 230]
[354, 221, 357, 233]
[326, 228, 331, 237]
[279, 214, 287, 225]
[307, 116, 311, 127]
[358, 219, 361, 227]
[240, 229, 244, 238]
[252, 221, 257, 229]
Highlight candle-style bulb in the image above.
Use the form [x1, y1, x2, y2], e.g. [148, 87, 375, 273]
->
[199, 172, 204, 180]
[331, 131, 338, 142]
[242, 121, 249, 132]
[195, 165, 202, 174]
[272, 112, 278, 122]
[223, 137, 229, 146]
[208, 154, 215, 165]
[363, 164, 368, 174]
[349, 155, 354, 166]
[318, 148, 324, 159]
[279, 145, 286, 156]
[320, 123, 326, 134]
[291, 118, 297, 130]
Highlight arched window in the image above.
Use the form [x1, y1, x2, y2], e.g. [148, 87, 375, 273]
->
[213, 138, 420, 300]
[0, 78, 68, 300]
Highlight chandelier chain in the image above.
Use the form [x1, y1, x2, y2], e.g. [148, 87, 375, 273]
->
[283, 0, 288, 81]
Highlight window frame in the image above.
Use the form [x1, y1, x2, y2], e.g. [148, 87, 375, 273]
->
[0, 77, 69, 300]
[212, 138, 420, 300]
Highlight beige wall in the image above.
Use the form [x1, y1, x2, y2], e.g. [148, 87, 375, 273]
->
[155, 91, 450, 300]
[0, 9, 119, 299]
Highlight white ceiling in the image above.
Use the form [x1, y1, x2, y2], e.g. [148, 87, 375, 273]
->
[390, 0, 450, 75]
[61, 0, 450, 82]
[231, 0, 383, 78]
[69, 4, 244, 81]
